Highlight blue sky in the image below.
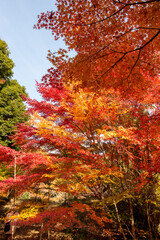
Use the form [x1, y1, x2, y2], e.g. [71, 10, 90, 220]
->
[0, 0, 66, 101]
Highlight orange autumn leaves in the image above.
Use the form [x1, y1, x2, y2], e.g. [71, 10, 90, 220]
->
[36, 0, 160, 97]
[0, 0, 159, 237]
[29, 83, 127, 194]
[31, 84, 135, 145]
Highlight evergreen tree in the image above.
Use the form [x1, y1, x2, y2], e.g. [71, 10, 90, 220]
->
[0, 39, 14, 81]
[0, 39, 28, 147]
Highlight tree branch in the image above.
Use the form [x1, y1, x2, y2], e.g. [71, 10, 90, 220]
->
[76, 27, 159, 65]
[100, 53, 126, 78]
[113, 0, 160, 6]
[98, 29, 159, 78]
[82, 5, 127, 26]
[125, 49, 141, 80]
[110, 29, 160, 54]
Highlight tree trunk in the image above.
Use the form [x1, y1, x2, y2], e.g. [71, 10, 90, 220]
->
[146, 201, 152, 240]
[40, 223, 43, 240]
[113, 200, 127, 240]
[129, 198, 137, 240]
[48, 230, 50, 239]
[14, 156, 17, 206]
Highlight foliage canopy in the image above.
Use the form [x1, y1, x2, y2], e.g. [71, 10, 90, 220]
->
[0, 39, 14, 81]
[35, 0, 160, 97]
[0, 1, 160, 239]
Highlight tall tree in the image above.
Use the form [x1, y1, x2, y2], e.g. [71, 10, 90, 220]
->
[0, 39, 14, 81]
[0, 79, 28, 147]
[0, 39, 28, 147]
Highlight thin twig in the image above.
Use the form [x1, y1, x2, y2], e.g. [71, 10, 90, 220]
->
[83, 5, 127, 26]
[125, 49, 141, 80]
[113, 0, 160, 6]
[110, 29, 160, 54]
[100, 53, 126, 78]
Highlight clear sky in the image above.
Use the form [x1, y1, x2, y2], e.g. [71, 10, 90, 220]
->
[0, 0, 66, 101]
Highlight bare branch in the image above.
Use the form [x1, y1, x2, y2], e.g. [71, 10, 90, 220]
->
[111, 29, 160, 54]
[138, 27, 160, 30]
[76, 28, 134, 65]
[125, 49, 141, 80]
[100, 53, 126, 78]
[98, 30, 159, 78]
[75, 46, 107, 65]
[83, 5, 127, 26]
[77, 0, 159, 27]
[113, 0, 160, 6]
[94, 51, 115, 60]
[76, 27, 159, 66]
[137, 29, 160, 50]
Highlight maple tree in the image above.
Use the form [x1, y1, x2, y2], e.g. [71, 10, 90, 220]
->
[0, 77, 159, 239]
[35, 0, 160, 97]
[0, 1, 159, 239]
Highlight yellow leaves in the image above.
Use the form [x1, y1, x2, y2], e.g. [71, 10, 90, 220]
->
[94, 191, 133, 206]
[82, 169, 101, 186]
[31, 111, 87, 143]
[61, 82, 133, 132]
[62, 82, 108, 122]
[117, 126, 135, 141]
[17, 202, 41, 220]
[111, 169, 123, 179]
[30, 112, 70, 139]
[29, 112, 55, 135]
[42, 174, 56, 179]
[80, 166, 123, 188]
[29, 82, 135, 150]
[19, 207, 39, 220]
[97, 126, 136, 141]
[61, 93, 90, 121]
[99, 175, 116, 185]
[68, 182, 88, 194]
[97, 129, 117, 139]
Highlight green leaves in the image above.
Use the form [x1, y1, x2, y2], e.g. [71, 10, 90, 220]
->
[0, 39, 14, 81]
[0, 39, 29, 148]
[0, 79, 28, 147]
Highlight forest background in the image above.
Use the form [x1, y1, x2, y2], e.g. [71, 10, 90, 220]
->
[0, 0, 160, 240]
